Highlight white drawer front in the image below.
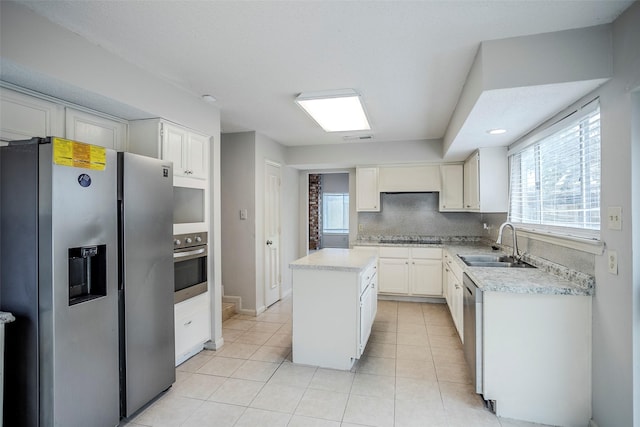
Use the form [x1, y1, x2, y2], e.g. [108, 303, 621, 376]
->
[379, 247, 410, 258]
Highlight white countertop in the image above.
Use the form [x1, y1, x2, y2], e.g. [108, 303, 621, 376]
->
[289, 248, 377, 272]
[354, 240, 593, 296]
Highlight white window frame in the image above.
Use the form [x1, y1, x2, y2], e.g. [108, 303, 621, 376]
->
[507, 98, 604, 254]
[322, 192, 349, 234]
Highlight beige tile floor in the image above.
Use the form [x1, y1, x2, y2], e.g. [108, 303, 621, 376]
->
[124, 298, 550, 427]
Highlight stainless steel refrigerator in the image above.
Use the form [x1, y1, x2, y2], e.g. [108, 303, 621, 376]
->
[0, 137, 120, 427]
[118, 151, 175, 418]
[0, 138, 175, 426]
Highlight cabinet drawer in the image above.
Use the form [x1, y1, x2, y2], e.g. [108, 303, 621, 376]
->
[174, 293, 210, 361]
[411, 247, 442, 259]
[379, 247, 410, 258]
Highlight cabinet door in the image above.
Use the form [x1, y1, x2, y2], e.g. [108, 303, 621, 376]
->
[359, 285, 374, 355]
[454, 282, 464, 340]
[410, 259, 443, 296]
[464, 152, 480, 210]
[378, 258, 409, 294]
[443, 263, 451, 307]
[162, 123, 189, 176]
[174, 293, 211, 364]
[356, 167, 380, 212]
[65, 107, 127, 151]
[1, 87, 63, 141]
[440, 164, 464, 211]
[186, 132, 208, 180]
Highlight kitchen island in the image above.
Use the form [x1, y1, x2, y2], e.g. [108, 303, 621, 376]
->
[289, 248, 378, 370]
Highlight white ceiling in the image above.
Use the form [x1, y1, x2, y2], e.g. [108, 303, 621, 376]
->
[13, 0, 634, 152]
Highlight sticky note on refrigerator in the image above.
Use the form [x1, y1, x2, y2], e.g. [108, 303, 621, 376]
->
[53, 137, 106, 170]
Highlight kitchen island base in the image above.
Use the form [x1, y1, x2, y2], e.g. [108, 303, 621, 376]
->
[290, 249, 377, 371]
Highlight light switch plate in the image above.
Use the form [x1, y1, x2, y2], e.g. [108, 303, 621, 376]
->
[239, 209, 248, 220]
[607, 250, 618, 275]
[608, 206, 622, 230]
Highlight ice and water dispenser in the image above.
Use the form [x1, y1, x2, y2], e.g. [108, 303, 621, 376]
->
[68, 245, 107, 305]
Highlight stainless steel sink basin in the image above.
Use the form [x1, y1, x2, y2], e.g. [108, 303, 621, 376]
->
[458, 254, 535, 268]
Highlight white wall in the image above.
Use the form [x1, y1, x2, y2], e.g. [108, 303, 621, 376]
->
[589, 4, 640, 426]
[632, 90, 640, 427]
[220, 132, 257, 311]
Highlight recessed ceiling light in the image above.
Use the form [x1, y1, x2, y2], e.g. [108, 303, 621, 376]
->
[295, 89, 370, 132]
[487, 128, 507, 135]
[201, 94, 217, 103]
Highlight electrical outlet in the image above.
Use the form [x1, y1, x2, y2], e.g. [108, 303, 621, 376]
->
[358, 223, 364, 232]
[608, 206, 622, 230]
[239, 209, 248, 220]
[607, 250, 618, 275]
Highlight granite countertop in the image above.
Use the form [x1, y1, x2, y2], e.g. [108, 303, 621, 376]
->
[353, 237, 594, 296]
[290, 248, 377, 272]
[0, 311, 15, 324]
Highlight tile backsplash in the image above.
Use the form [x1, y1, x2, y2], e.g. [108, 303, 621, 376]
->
[357, 192, 484, 237]
[357, 192, 595, 276]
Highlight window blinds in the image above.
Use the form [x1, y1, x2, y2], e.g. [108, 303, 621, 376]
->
[508, 102, 601, 238]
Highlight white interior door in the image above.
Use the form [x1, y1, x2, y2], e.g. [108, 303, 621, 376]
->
[264, 161, 281, 307]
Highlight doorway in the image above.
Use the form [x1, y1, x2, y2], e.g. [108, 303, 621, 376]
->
[308, 173, 350, 251]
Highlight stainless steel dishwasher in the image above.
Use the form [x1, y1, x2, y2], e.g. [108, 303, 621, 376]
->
[463, 273, 483, 395]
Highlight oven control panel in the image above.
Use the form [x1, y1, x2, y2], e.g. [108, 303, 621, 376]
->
[174, 232, 207, 249]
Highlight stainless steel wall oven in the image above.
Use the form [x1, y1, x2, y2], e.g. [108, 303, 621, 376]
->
[173, 232, 208, 303]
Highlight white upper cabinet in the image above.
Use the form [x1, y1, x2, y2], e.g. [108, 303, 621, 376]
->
[0, 87, 63, 142]
[356, 167, 380, 212]
[464, 153, 480, 210]
[439, 164, 464, 211]
[161, 122, 208, 180]
[65, 107, 128, 151]
[378, 165, 440, 192]
[464, 147, 508, 212]
[129, 119, 209, 181]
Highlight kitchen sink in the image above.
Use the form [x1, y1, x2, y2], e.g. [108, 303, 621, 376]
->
[458, 254, 536, 268]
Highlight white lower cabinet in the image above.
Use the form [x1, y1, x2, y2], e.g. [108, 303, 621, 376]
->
[483, 292, 591, 426]
[443, 250, 463, 340]
[378, 247, 442, 297]
[174, 292, 211, 366]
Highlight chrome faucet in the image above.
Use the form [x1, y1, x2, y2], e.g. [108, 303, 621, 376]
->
[496, 222, 519, 260]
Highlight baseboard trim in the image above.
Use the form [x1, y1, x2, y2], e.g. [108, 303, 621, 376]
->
[222, 295, 241, 314]
[203, 337, 224, 351]
[589, 419, 599, 427]
[281, 288, 292, 299]
[378, 294, 446, 304]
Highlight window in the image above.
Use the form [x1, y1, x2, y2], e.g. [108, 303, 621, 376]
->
[509, 101, 601, 239]
[323, 193, 349, 233]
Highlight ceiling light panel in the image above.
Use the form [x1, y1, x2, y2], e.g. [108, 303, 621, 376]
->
[295, 89, 371, 132]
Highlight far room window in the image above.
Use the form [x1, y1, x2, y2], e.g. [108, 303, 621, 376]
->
[323, 193, 349, 234]
[508, 100, 601, 239]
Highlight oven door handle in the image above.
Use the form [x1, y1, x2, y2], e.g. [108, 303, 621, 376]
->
[173, 248, 206, 259]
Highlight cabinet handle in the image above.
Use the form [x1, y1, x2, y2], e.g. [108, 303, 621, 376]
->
[184, 320, 192, 326]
